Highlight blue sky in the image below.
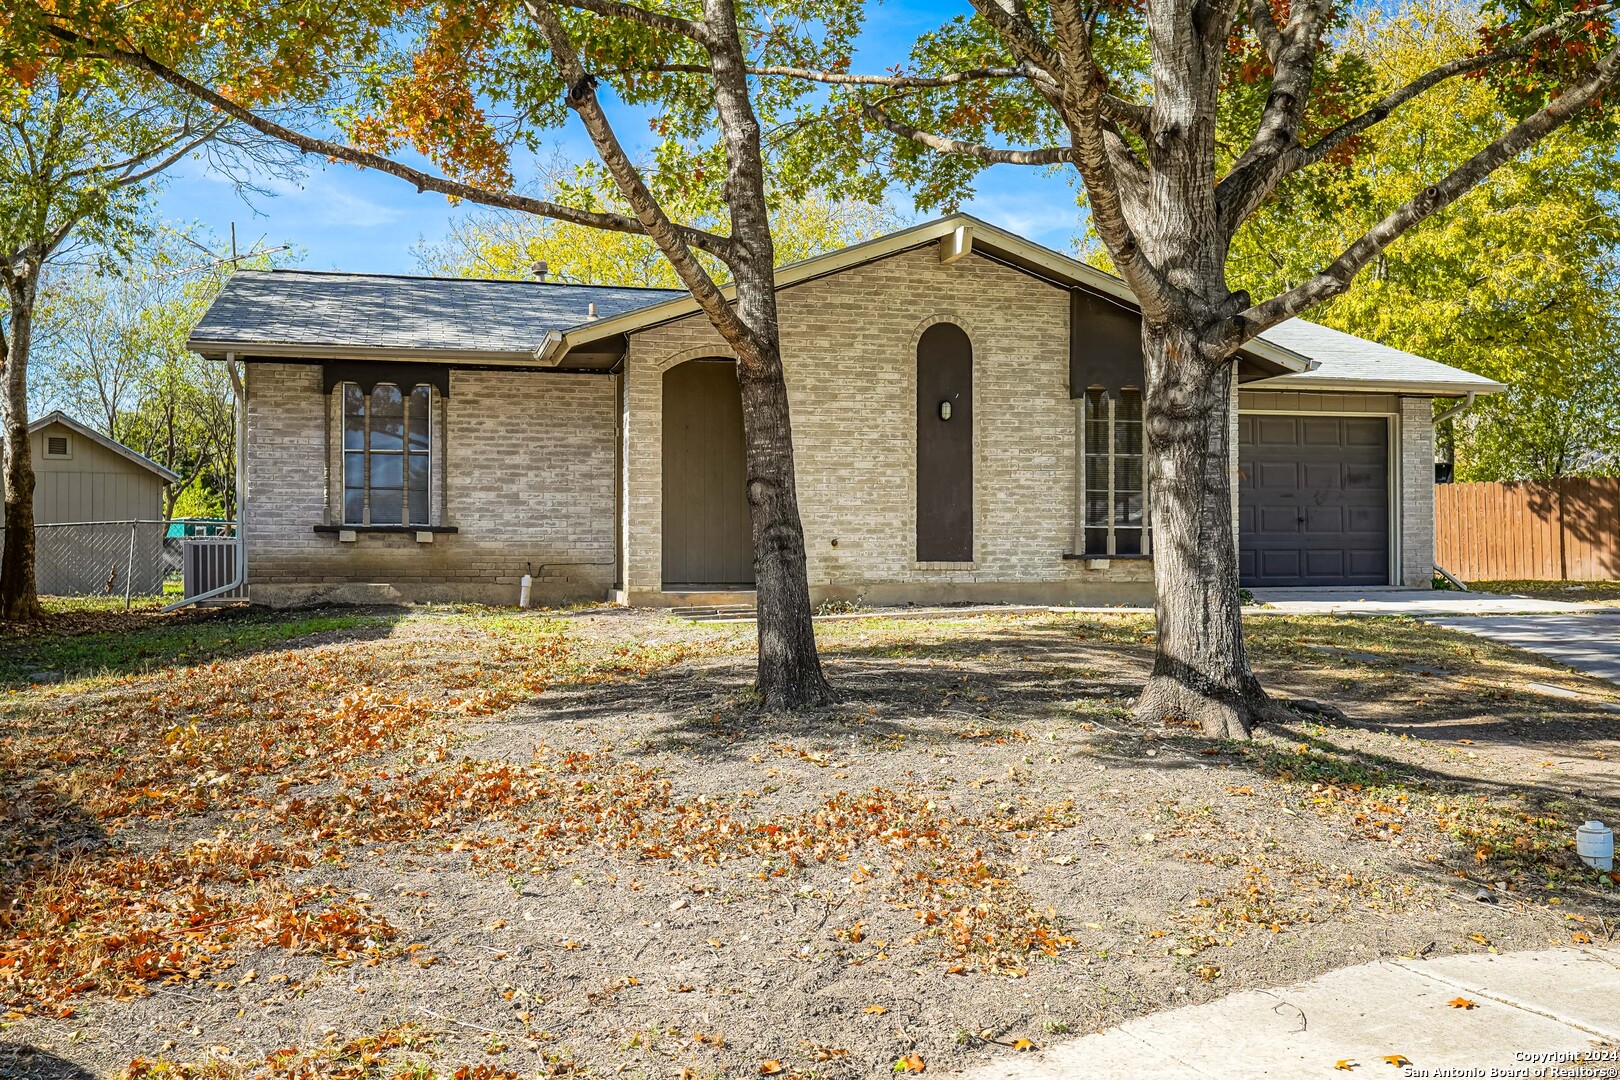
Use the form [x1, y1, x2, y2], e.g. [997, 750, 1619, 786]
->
[149, 1, 1085, 274]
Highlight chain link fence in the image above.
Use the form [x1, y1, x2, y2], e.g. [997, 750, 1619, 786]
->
[0, 520, 236, 598]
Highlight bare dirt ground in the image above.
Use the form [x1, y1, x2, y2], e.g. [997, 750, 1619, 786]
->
[1, 606, 1616, 1079]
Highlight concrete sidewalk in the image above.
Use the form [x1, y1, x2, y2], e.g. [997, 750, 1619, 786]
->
[956, 947, 1620, 1079]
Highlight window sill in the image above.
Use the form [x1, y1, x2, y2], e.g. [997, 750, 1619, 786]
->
[914, 560, 977, 571]
[1063, 552, 1151, 561]
[314, 524, 459, 535]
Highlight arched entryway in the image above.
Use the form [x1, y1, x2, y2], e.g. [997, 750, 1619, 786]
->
[662, 358, 754, 589]
[916, 322, 974, 561]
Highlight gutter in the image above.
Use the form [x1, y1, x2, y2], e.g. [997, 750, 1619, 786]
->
[1433, 390, 1480, 427]
[163, 353, 248, 610]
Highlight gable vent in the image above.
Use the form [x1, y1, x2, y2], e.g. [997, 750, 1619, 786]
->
[45, 435, 70, 458]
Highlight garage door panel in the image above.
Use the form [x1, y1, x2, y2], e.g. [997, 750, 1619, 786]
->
[1257, 461, 1300, 489]
[1305, 549, 1345, 578]
[1260, 549, 1302, 578]
[1301, 417, 1343, 445]
[1302, 462, 1340, 489]
[1345, 418, 1386, 445]
[1260, 505, 1301, 534]
[1304, 505, 1344, 533]
[1239, 414, 1389, 587]
[1256, 417, 1299, 444]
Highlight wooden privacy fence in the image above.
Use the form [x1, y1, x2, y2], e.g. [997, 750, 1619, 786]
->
[1436, 478, 1620, 581]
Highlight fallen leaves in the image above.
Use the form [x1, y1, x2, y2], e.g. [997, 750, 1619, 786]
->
[1447, 997, 1478, 1009]
[1383, 1055, 1411, 1067]
[1335, 1061, 1358, 1071]
[759, 1061, 786, 1075]
[894, 1053, 927, 1072]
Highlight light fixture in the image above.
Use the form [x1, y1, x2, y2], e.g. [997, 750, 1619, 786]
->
[939, 400, 953, 421]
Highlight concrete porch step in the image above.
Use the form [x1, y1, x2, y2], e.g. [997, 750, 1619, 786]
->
[668, 603, 758, 622]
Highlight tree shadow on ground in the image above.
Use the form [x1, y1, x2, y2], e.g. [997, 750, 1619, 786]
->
[0, 1043, 94, 1080]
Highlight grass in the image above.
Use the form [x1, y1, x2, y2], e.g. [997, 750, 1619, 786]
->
[1470, 579, 1620, 605]
[0, 607, 392, 686]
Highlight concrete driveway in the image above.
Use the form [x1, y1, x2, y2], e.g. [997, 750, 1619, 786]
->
[1247, 587, 1609, 616]
[1426, 613, 1620, 683]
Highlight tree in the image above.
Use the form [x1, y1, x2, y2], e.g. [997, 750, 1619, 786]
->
[1228, 0, 1620, 483]
[16, 0, 1620, 726]
[416, 160, 908, 283]
[13, 0, 883, 706]
[752, 0, 1620, 735]
[0, 66, 241, 619]
[35, 228, 256, 517]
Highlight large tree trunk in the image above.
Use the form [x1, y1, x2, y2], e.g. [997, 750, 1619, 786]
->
[0, 278, 43, 622]
[733, 332, 831, 709]
[1134, 319, 1278, 737]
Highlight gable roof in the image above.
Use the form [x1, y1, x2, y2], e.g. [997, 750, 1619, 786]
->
[189, 270, 684, 363]
[30, 411, 183, 484]
[186, 214, 1502, 396]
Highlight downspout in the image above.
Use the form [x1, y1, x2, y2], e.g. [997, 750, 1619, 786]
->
[1432, 390, 1478, 428]
[163, 352, 247, 610]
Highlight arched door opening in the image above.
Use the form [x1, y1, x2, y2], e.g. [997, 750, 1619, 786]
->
[662, 358, 754, 589]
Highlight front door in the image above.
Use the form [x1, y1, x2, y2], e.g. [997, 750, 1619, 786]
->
[662, 359, 754, 589]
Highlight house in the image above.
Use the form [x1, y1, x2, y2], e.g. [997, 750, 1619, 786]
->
[22, 411, 181, 595]
[186, 215, 1503, 608]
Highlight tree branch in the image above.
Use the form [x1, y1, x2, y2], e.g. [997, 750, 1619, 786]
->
[45, 25, 737, 261]
[554, 0, 709, 44]
[863, 103, 1078, 164]
[1238, 42, 1620, 336]
[520, 0, 747, 341]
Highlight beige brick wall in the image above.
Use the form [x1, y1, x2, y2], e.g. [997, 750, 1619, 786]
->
[1398, 396, 1436, 587]
[244, 363, 617, 605]
[621, 245, 1154, 606]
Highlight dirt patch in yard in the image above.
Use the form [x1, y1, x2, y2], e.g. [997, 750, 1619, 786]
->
[1, 609, 1616, 1079]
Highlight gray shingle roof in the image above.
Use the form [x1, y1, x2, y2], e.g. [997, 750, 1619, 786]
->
[1254, 319, 1504, 393]
[189, 270, 684, 359]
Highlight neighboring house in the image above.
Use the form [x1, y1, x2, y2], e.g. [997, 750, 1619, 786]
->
[187, 215, 1503, 608]
[20, 411, 180, 595]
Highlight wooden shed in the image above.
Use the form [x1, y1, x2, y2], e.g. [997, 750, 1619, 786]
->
[23, 411, 180, 595]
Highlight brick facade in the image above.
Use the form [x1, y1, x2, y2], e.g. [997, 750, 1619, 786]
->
[620, 245, 1154, 607]
[243, 363, 616, 606]
[240, 247, 1438, 607]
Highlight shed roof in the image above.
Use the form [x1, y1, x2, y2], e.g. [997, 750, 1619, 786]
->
[30, 411, 182, 484]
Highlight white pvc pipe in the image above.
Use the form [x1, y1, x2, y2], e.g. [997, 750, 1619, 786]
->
[519, 573, 533, 608]
[163, 353, 247, 611]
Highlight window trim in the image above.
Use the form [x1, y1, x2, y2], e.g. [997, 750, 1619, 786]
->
[43, 433, 72, 460]
[339, 381, 435, 527]
[1080, 387, 1151, 558]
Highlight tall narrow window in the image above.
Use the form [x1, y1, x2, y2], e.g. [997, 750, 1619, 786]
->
[1082, 388, 1149, 556]
[342, 382, 432, 526]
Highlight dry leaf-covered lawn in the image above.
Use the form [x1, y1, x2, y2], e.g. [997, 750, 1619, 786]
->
[1, 605, 1616, 1080]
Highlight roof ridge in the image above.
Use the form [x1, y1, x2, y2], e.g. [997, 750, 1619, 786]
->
[252, 268, 686, 291]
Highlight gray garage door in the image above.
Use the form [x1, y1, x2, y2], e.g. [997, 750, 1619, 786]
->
[1239, 415, 1389, 587]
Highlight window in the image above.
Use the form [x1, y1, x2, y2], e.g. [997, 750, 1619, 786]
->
[1082, 388, 1149, 556]
[342, 382, 432, 526]
[44, 434, 71, 459]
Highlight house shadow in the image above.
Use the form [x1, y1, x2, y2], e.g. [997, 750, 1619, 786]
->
[0, 1043, 94, 1080]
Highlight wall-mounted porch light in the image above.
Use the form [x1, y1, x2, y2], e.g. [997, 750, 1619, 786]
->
[938, 400, 953, 421]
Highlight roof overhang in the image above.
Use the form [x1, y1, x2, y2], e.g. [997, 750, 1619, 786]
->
[533, 215, 1317, 378]
[186, 339, 549, 366]
[1247, 374, 1507, 396]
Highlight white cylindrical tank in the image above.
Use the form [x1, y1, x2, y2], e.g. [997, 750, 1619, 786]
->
[1576, 820, 1614, 871]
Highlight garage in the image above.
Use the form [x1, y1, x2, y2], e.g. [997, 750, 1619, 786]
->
[1238, 414, 1390, 587]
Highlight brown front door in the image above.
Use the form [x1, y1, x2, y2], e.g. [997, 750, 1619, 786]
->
[916, 323, 973, 561]
[662, 359, 754, 588]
